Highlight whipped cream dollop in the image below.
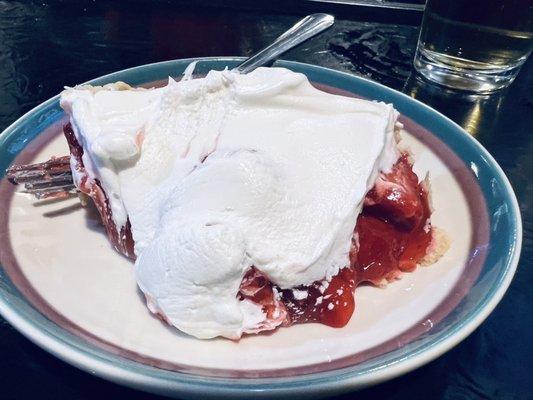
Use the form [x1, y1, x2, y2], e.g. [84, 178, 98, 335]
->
[60, 67, 400, 339]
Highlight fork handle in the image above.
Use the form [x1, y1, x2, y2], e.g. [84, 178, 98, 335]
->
[234, 13, 334, 74]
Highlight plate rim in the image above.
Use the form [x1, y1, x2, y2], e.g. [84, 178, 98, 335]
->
[0, 57, 522, 398]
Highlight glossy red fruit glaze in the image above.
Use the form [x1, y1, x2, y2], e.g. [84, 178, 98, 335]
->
[279, 267, 356, 328]
[364, 154, 427, 231]
[356, 153, 432, 283]
[239, 267, 287, 324]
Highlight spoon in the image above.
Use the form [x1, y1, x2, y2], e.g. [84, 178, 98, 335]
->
[234, 13, 335, 74]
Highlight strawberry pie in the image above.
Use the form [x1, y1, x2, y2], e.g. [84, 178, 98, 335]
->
[59, 66, 448, 339]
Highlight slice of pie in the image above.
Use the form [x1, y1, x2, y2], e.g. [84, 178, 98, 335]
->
[59, 67, 448, 339]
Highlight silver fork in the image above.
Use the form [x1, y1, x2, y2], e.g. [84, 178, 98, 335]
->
[5, 13, 334, 199]
[6, 155, 76, 199]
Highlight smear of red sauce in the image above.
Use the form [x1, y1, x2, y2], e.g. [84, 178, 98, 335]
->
[239, 154, 432, 328]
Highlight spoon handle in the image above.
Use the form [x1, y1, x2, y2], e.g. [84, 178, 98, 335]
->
[234, 13, 335, 74]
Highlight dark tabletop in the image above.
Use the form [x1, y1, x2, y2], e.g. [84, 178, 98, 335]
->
[0, 1, 531, 399]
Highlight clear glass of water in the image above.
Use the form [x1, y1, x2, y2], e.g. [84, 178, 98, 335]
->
[414, 0, 533, 92]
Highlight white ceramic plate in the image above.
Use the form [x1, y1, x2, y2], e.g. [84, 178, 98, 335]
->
[0, 58, 521, 398]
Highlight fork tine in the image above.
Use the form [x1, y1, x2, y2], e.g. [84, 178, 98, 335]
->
[10, 170, 73, 184]
[24, 174, 74, 190]
[6, 155, 70, 172]
[33, 188, 78, 200]
[25, 182, 76, 193]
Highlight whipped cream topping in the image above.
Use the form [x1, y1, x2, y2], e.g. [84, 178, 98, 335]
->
[60, 67, 400, 339]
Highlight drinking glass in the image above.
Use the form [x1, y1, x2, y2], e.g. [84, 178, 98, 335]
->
[414, 0, 533, 92]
